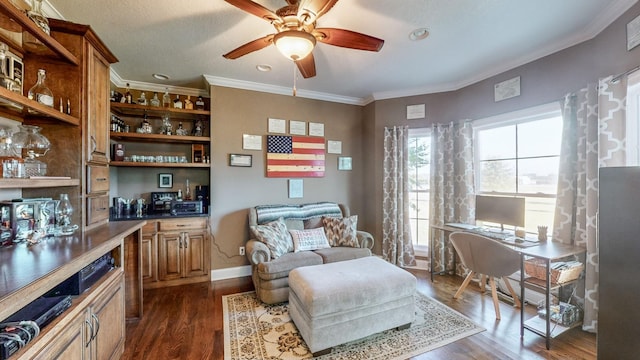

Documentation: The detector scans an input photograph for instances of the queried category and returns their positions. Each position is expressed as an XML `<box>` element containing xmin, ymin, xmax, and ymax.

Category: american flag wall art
<box><xmin>266</xmin><ymin>135</ymin><xmax>325</xmax><ymax>177</ymax></box>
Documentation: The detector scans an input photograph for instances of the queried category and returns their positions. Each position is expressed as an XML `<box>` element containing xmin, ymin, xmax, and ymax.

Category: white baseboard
<box><xmin>211</xmin><ymin>265</ymin><xmax>252</xmax><ymax>281</ymax></box>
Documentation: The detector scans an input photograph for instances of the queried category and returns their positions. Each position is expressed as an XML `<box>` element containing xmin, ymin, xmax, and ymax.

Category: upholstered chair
<box><xmin>449</xmin><ymin>231</ymin><xmax>521</xmax><ymax>320</ymax></box>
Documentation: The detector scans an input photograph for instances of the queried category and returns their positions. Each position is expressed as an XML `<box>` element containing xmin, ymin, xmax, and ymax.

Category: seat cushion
<box><xmin>289</xmin><ymin>257</ymin><xmax>416</xmax><ymax>317</ymax></box>
<box><xmin>257</xmin><ymin>251</ymin><xmax>323</xmax><ymax>280</ymax></box>
<box><xmin>312</xmin><ymin>247</ymin><xmax>371</xmax><ymax>263</ymax></box>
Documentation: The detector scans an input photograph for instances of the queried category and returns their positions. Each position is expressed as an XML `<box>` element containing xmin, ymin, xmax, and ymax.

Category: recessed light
<box><xmin>256</xmin><ymin>64</ymin><xmax>272</xmax><ymax>72</ymax></box>
<box><xmin>152</xmin><ymin>73</ymin><xmax>170</xmax><ymax>80</ymax></box>
<box><xmin>409</xmin><ymin>28</ymin><xmax>429</xmax><ymax>41</ymax></box>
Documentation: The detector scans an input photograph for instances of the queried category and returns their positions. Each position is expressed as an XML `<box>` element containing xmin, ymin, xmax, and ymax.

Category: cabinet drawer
<box><xmin>87</xmin><ymin>165</ymin><xmax>110</xmax><ymax>193</ymax></box>
<box><xmin>87</xmin><ymin>195</ymin><xmax>110</xmax><ymax>225</ymax></box>
<box><xmin>159</xmin><ymin>217</ymin><xmax>207</xmax><ymax>231</ymax></box>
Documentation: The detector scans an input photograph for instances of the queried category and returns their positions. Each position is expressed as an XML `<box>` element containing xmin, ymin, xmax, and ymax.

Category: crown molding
<box><xmin>203</xmin><ymin>75</ymin><xmax>366</xmax><ymax>106</ymax></box>
<box><xmin>109</xmin><ymin>70</ymin><xmax>208</xmax><ymax>97</ymax></box>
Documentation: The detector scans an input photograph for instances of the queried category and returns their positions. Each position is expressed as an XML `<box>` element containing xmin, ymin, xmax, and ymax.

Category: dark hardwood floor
<box><xmin>121</xmin><ymin>268</ymin><xmax>596</xmax><ymax>360</ymax></box>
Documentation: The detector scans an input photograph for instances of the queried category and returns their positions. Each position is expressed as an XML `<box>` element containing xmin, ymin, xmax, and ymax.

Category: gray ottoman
<box><xmin>288</xmin><ymin>256</ymin><xmax>416</xmax><ymax>356</ymax></box>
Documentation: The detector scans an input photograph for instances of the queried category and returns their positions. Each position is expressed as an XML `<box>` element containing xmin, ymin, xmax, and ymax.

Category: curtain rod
<box><xmin>611</xmin><ymin>65</ymin><xmax>640</xmax><ymax>83</ymax></box>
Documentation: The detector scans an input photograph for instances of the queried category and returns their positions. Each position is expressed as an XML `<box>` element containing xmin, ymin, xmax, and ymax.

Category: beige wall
<box><xmin>209</xmin><ymin>86</ymin><xmax>365</xmax><ymax>270</ymax></box>
<box><xmin>363</xmin><ymin>2</ymin><xmax>640</xmax><ymax>245</ymax></box>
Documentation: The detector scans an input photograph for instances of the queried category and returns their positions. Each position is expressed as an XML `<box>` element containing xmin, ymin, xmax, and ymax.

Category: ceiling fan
<box><xmin>222</xmin><ymin>0</ymin><xmax>384</xmax><ymax>79</ymax></box>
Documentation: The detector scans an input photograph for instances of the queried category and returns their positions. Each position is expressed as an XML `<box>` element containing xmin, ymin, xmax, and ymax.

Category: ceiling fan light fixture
<box><xmin>274</xmin><ymin>30</ymin><xmax>316</xmax><ymax>61</ymax></box>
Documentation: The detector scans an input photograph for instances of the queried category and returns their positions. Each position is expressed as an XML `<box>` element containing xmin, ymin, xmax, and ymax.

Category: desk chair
<box><xmin>449</xmin><ymin>231</ymin><xmax>521</xmax><ymax>320</ymax></box>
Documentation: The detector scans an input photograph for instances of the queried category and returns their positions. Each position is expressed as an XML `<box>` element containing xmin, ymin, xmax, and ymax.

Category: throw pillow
<box><xmin>289</xmin><ymin>228</ymin><xmax>331</xmax><ymax>252</ymax></box>
<box><xmin>250</xmin><ymin>218</ymin><xmax>293</xmax><ymax>259</ymax></box>
<box><xmin>322</xmin><ymin>215</ymin><xmax>359</xmax><ymax>247</ymax></box>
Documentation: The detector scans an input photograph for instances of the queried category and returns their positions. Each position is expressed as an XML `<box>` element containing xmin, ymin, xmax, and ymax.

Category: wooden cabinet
<box><xmin>86</xmin><ymin>45</ymin><xmax>111</xmax><ymax>165</ymax></box>
<box><xmin>30</xmin><ymin>270</ymin><xmax>125</xmax><ymax>360</ymax></box>
<box><xmin>141</xmin><ymin>221</ymin><xmax>157</xmax><ymax>283</ymax></box>
<box><xmin>142</xmin><ymin>217</ymin><xmax>210</xmax><ymax>289</ymax></box>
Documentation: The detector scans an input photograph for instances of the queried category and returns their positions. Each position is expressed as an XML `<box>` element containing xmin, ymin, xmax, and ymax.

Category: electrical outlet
<box><xmin>239</xmin><ymin>246</ymin><xmax>245</xmax><ymax>256</ymax></box>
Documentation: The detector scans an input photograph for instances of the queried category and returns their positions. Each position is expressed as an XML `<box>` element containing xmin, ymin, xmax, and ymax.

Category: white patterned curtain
<box><xmin>429</xmin><ymin>122</ymin><xmax>475</xmax><ymax>275</ymax></box>
<box><xmin>382</xmin><ymin>126</ymin><xmax>416</xmax><ymax>267</ymax></box>
<box><xmin>554</xmin><ymin>75</ymin><xmax>627</xmax><ymax>333</ymax></box>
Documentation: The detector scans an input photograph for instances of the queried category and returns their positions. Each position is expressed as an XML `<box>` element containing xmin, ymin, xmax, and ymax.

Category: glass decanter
<box><xmin>11</xmin><ymin>124</ymin><xmax>50</xmax><ymax>176</ymax></box>
<box><xmin>28</xmin><ymin>69</ymin><xmax>54</xmax><ymax>107</ymax></box>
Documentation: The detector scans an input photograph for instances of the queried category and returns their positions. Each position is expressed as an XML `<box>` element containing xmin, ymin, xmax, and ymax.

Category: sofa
<box><xmin>246</xmin><ymin>202</ymin><xmax>374</xmax><ymax>304</ymax></box>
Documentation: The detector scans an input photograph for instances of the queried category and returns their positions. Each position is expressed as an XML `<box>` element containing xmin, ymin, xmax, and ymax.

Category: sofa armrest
<box><xmin>246</xmin><ymin>239</ymin><xmax>270</xmax><ymax>265</ymax></box>
<box><xmin>357</xmin><ymin>230</ymin><xmax>374</xmax><ymax>250</ymax></box>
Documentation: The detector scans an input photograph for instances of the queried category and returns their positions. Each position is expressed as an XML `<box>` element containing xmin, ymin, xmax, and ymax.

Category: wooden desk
<box><xmin>519</xmin><ymin>243</ymin><xmax>586</xmax><ymax>350</ymax></box>
<box><xmin>429</xmin><ymin>224</ymin><xmax>538</xmax><ymax>281</ymax></box>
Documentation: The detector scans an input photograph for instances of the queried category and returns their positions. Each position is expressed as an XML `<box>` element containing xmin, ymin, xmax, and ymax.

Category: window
<box><xmin>408</xmin><ymin>128</ymin><xmax>431</xmax><ymax>251</ymax></box>
<box><xmin>474</xmin><ymin>103</ymin><xmax>562</xmax><ymax>233</ymax></box>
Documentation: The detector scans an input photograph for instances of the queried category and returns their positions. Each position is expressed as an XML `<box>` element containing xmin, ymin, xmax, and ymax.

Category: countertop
<box><xmin>110</xmin><ymin>212</ymin><xmax>209</xmax><ymax>221</ymax></box>
<box><xmin>0</xmin><ymin>220</ymin><xmax>146</xmax><ymax>321</ymax></box>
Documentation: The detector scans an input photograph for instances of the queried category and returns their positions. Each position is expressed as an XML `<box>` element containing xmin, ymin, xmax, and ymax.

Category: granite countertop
<box><xmin>110</xmin><ymin>212</ymin><xmax>209</xmax><ymax>221</ymax></box>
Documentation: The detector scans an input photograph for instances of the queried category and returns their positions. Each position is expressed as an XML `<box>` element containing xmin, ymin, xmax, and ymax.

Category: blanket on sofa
<box><xmin>255</xmin><ymin>202</ymin><xmax>343</xmax><ymax>224</ymax></box>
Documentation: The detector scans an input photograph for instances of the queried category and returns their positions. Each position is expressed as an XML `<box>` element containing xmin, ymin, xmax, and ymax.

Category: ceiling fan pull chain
<box><xmin>293</xmin><ymin>61</ymin><xmax>297</xmax><ymax>96</ymax></box>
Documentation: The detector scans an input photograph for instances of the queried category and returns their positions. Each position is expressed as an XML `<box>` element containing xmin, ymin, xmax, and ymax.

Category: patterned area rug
<box><xmin>223</xmin><ymin>291</ymin><xmax>485</xmax><ymax>360</ymax></box>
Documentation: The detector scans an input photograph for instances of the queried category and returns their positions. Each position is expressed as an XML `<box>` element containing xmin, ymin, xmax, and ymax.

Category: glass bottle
<box><xmin>184</xmin><ymin>95</ymin><xmax>193</xmax><ymax>110</ymax></box>
<box><xmin>184</xmin><ymin>179</ymin><xmax>192</xmax><ymax>200</ymax></box>
<box><xmin>173</xmin><ymin>94</ymin><xmax>183</xmax><ymax>109</ymax></box>
<box><xmin>124</xmin><ymin>83</ymin><xmax>132</xmax><ymax>104</ymax></box>
<box><xmin>150</xmin><ymin>92</ymin><xmax>160</xmax><ymax>107</ymax></box>
<box><xmin>26</xmin><ymin>0</ymin><xmax>50</xmax><ymax>35</ymax></box>
<box><xmin>137</xmin><ymin>91</ymin><xmax>147</xmax><ymax>105</ymax></box>
<box><xmin>162</xmin><ymin>89</ymin><xmax>171</xmax><ymax>108</ymax></box>
<box><xmin>27</xmin><ymin>69</ymin><xmax>54</xmax><ymax>107</ymax></box>
<box><xmin>56</xmin><ymin>193</ymin><xmax>75</xmax><ymax>235</ymax></box>
<box><xmin>195</xmin><ymin>96</ymin><xmax>205</xmax><ymax>110</ymax></box>
<box><xmin>0</xmin><ymin>43</ymin><xmax>14</xmax><ymax>91</ymax></box>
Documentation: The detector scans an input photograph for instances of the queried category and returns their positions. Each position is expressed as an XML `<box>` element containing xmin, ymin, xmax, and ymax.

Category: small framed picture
<box><xmin>158</xmin><ymin>173</ymin><xmax>173</xmax><ymax>188</ymax></box>
<box><xmin>338</xmin><ymin>157</ymin><xmax>352</xmax><ymax>171</ymax></box>
<box><xmin>229</xmin><ymin>154</ymin><xmax>252</xmax><ymax>167</ymax></box>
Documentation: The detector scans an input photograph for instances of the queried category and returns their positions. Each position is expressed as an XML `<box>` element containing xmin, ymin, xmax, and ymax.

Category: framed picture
<box><xmin>158</xmin><ymin>173</ymin><xmax>173</xmax><ymax>188</ymax></box>
<box><xmin>229</xmin><ymin>154</ymin><xmax>252</xmax><ymax>167</ymax></box>
<box><xmin>338</xmin><ymin>156</ymin><xmax>352</xmax><ymax>171</ymax></box>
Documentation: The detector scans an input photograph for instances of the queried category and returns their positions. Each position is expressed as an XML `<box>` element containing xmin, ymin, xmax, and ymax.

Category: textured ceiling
<box><xmin>45</xmin><ymin>0</ymin><xmax>638</xmax><ymax>103</ymax></box>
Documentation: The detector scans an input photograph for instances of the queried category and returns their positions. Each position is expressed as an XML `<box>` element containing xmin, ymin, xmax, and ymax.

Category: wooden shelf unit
<box><xmin>110</xmin><ymin>161</ymin><xmax>210</xmax><ymax>168</ymax></box>
<box><xmin>110</xmin><ymin>102</ymin><xmax>210</xmax><ymax>120</ymax></box>
<box><xmin>110</xmin><ymin>131</ymin><xmax>210</xmax><ymax>144</ymax></box>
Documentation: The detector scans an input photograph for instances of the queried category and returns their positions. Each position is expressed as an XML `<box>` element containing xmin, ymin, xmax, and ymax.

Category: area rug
<box><xmin>223</xmin><ymin>291</ymin><xmax>485</xmax><ymax>360</ymax></box>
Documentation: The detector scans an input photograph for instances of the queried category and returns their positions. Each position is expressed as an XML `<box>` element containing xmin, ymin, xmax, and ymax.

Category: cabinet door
<box><xmin>183</xmin><ymin>231</ymin><xmax>208</xmax><ymax>278</ymax></box>
<box><xmin>141</xmin><ymin>232</ymin><xmax>157</xmax><ymax>283</ymax></box>
<box><xmin>158</xmin><ymin>232</ymin><xmax>183</xmax><ymax>281</ymax></box>
<box><xmin>86</xmin><ymin>45</ymin><xmax>110</xmax><ymax>164</ymax></box>
<box><xmin>33</xmin><ymin>311</ymin><xmax>87</xmax><ymax>360</ymax></box>
<box><xmin>90</xmin><ymin>271</ymin><xmax>125</xmax><ymax>360</ymax></box>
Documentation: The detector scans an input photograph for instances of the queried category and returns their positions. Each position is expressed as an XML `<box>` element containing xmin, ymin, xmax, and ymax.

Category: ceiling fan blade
<box><xmin>296</xmin><ymin>53</ymin><xmax>316</xmax><ymax>78</ymax></box>
<box><xmin>314</xmin><ymin>28</ymin><xmax>384</xmax><ymax>52</ymax></box>
<box><xmin>298</xmin><ymin>0</ymin><xmax>339</xmax><ymax>24</ymax></box>
<box><xmin>224</xmin><ymin>0</ymin><xmax>280</xmax><ymax>22</ymax></box>
<box><xmin>223</xmin><ymin>34</ymin><xmax>275</xmax><ymax>59</ymax></box>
